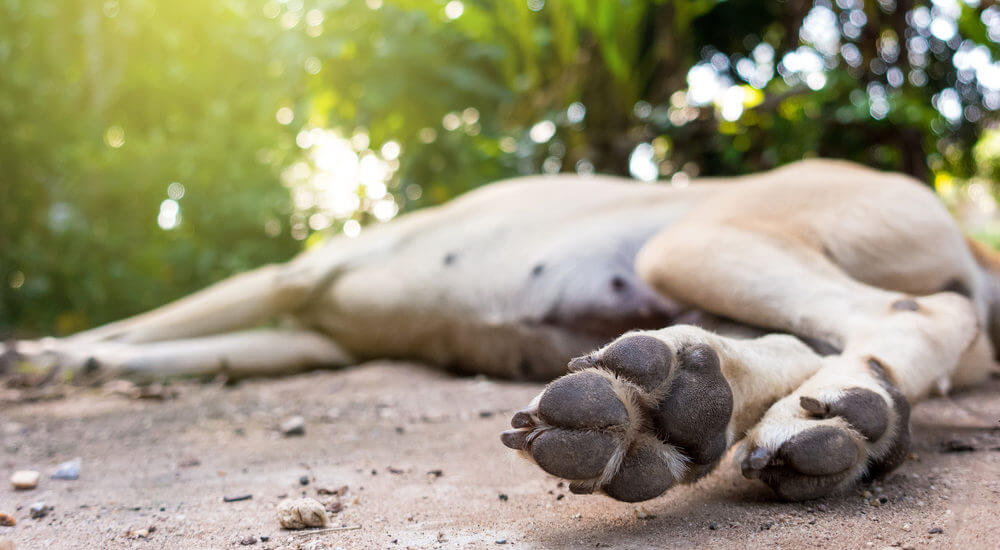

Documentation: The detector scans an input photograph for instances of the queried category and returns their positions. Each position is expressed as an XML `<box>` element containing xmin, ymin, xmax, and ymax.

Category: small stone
<box><xmin>299</xmin><ymin>476</ymin><xmax>310</xmax><ymax>486</ymax></box>
<box><xmin>276</xmin><ymin>498</ymin><xmax>328</xmax><ymax>529</ymax></box>
<box><xmin>223</xmin><ymin>494</ymin><xmax>253</xmax><ymax>503</ymax></box>
<box><xmin>29</xmin><ymin>502</ymin><xmax>49</xmax><ymax>519</ymax></box>
<box><xmin>280</xmin><ymin>416</ymin><xmax>306</xmax><ymax>437</ymax></box>
<box><xmin>239</xmin><ymin>535</ymin><xmax>258</xmax><ymax>545</ymax></box>
<box><xmin>634</xmin><ymin>507</ymin><xmax>655</xmax><ymax>520</ymax></box>
<box><xmin>324</xmin><ymin>500</ymin><xmax>343</xmax><ymax>514</ymax></box>
<box><xmin>316</xmin><ymin>485</ymin><xmax>348</xmax><ymax>496</ymax></box>
<box><xmin>708</xmin><ymin>522</ymin><xmax>719</xmax><ymax>530</ymax></box>
<box><xmin>901</xmin><ymin>523</ymin><xmax>911</xmax><ymax>532</ymax></box>
<box><xmin>928</xmin><ymin>527</ymin><xmax>943</xmax><ymax>534</ymax></box>
<box><xmin>0</xmin><ymin>513</ymin><xmax>15</xmax><ymax>526</ymax></box>
<box><xmin>127</xmin><ymin>528</ymin><xmax>150</xmax><ymax>539</ymax></box>
<box><xmin>259</xmin><ymin>536</ymin><xmax>269</xmax><ymax>542</ymax></box>
<box><xmin>0</xmin><ymin>536</ymin><xmax>15</xmax><ymax>550</ymax></box>
<box><xmin>10</xmin><ymin>470</ymin><xmax>40</xmax><ymax>490</ymax></box>
<box><xmin>178</xmin><ymin>458</ymin><xmax>201</xmax><ymax>468</ymax></box>
<box><xmin>51</xmin><ymin>458</ymin><xmax>81</xmax><ymax>480</ymax></box>
<box><xmin>495</xmin><ymin>539</ymin><xmax>507</xmax><ymax>545</ymax></box>
<box><xmin>498</xmin><ymin>493</ymin><xmax>508</xmax><ymax>502</ymax></box>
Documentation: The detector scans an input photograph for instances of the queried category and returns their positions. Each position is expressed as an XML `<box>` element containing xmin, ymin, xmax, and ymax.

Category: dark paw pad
<box><xmin>529</xmin><ymin>429</ymin><xmax>618</xmax><ymax>480</ymax></box>
<box><xmin>601</xmin><ymin>438</ymin><xmax>676</xmax><ymax>502</ymax></box>
<box><xmin>799</xmin><ymin>387</ymin><xmax>889</xmax><ymax>441</ymax></box>
<box><xmin>573</xmin><ymin>334</ymin><xmax>672</xmax><ymax>391</ymax></box>
<box><xmin>537</xmin><ymin>371</ymin><xmax>629</xmax><ymax>429</ymax></box>
<box><xmin>779</xmin><ymin>426</ymin><xmax>858</xmax><ymax>476</ymax></box>
<box><xmin>742</xmin><ymin>425</ymin><xmax>861</xmax><ymax>501</ymax></box>
<box><xmin>653</xmin><ymin>344</ymin><xmax>732</xmax><ymax>465</ymax></box>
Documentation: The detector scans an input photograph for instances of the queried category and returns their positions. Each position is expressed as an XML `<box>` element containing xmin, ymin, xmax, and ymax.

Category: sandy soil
<box><xmin>1</xmin><ymin>361</ymin><xmax>999</xmax><ymax>549</ymax></box>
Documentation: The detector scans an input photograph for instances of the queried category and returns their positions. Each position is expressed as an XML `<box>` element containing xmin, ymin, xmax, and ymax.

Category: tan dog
<box><xmin>7</xmin><ymin>159</ymin><xmax>999</xmax><ymax>501</ymax></box>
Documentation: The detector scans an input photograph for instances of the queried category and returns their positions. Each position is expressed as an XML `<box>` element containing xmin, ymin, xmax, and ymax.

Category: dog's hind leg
<box><xmin>636</xmin><ymin>223</ymin><xmax>982</xmax><ymax>501</ymax></box>
<box><xmin>11</xmin><ymin>328</ymin><xmax>353</xmax><ymax>382</ymax></box>
<box><xmin>503</xmin><ymin>209</ymin><xmax>987</xmax><ymax>502</ymax></box>
<box><xmin>66</xmin><ymin>263</ymin><xmax>318</xmax><ymax>345</ymax></box>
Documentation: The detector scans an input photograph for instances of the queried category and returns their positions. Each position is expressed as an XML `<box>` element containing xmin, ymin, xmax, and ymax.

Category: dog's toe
<box><xmin>537</xmin><ymin>370</ymin><xmax>629</xmax><ymax>429</ymax></box>
<box><xmin>800</xmin><ymin>387</ymin><xmax>889</xmax><ymax>441</ymax></box>
<box><xmin>529</xmin><ymin>428</ymin><xmax>619</xmax><ymax>480</ymax></box>
<box><xmin>601</xmin><ymin>437</ymin><xmax>677</xmax><ymax>502</ymax></box>
<box><xmin>780</xmin><ymin>425</ymin><xmax>859</xmax><ymax>476</ymax></box>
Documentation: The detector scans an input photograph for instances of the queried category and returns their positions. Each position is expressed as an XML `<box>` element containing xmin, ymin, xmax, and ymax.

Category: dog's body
<box><xmin>9</xmin><ymin>159</ymin><xmax>999</xmax><ymax>502</ymax></box>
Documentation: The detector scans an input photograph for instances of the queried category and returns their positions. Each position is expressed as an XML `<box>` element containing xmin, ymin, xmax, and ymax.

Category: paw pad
<box><xmin>799</xmin><ymin>387</ymin><xmax>889</xmax><ymax>441</ymax></box>
<box><xmin>537</xmin><ymin>371</ymin><xmax>628</xmax><ymax>429</ymax></box>
<box><xmin>503</xmin><ymin>332</ymin><xmax>737</xmax><ymax>502</ymax></box>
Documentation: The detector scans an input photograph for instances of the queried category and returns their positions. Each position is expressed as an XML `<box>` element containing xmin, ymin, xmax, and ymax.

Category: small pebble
<box><xmin>634</xmin><ymin>507</ymin><xmax>654</xmax><ymax>520</ymax></box>
<box><xmin>709</xmin><ymin>522</ymin><xmax>719</xmax><ymax>530</ymax></box>
<box><xmin>239</xmin><ymin>535</ymin><xmax>257</xmax><ymax>546</ymax></box>
<box><xmin>259</xmin><ymin>536</ymin><xmax>269</xmax><ymax>542</ymax></box>
<box><xmin>495</xmin><ymin>539</ymin><xmax>507</xmax><ymax>545</ymax></box>
<box><xmin>127</xmin><ymin>528</ymin><xmax>150</xmax><ymax>539</ymax></box>
<box><xmin>0</xmin><ymin>513</ymin><xmax>15</xmax><ymax>527</ymax></box>
<box><xmin>223</xmin><ymin>494</ymin><xmax>253</xmax><ymax>503</ymax></box>
<box><xmin>10</xmin><ymin>470</ymin><xmax>40</xmax><ymax>490</ymax></box>
<box><xmin>29</xmin><ymin>502</ymin><xmax>49</xmax><ymax>519</ymax></box>
<box><xmin>52</xmin><ymin>458</ymin><xmax>81</xmax><ymax>480</ymax></box>
<box><xmin>280</xmin><ymin>416</ymin><xmax>306</xmax><ymax>436</ymax></box>
<box><xmin>901</xmin><ymin>523</ymin><xmax>911</xmax><ymax>532</ymax></box>
<box><xmin>299</xmin><ymin>476</ymin><xmax>310</xmax><ymax>486</ymax></box>
<box><xmin>324</xmin><ymin>500</ymin><xmax>343</xmax><ymax>514</ymax></box>
<box><xmin>498</xmin><ymin>493</ymin><xmax>508</xmax><ymax>502</ymax></box>
<box><xmin>929</xmin><ymin>527</ymin><xmax>943</xmax><ymax>534</ymax></box>
<box><xmin>178</xmin><ymin>458</ymin><xmax>201</xmax><ymax>468</ymax></box>
<box><xmin>276</xmin><ymin>498</ymin><xmax>328</xmax><ymax>529</ymax></box>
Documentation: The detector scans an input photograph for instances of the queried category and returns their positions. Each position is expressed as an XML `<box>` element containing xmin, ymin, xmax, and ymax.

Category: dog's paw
<box><xmin>501</xmin><ymin>332</ymin><xmax>733</xmax><ymax>502</ymax></box>
<box><xmin>1</xmin><ymin>338</ymin><xmax>134</xmax><ymax>383</ymax></box>
<box><xmin>737</xmin><ymin>359</ymin><xmax>910</xmax><ymax>501</ymax></box>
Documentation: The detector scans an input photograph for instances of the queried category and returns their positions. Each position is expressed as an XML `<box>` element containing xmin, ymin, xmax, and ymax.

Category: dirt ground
<box><xmin>1</xmin><ymin>361</ymin><xmax>999</xmax><ymax>549</ymax></box>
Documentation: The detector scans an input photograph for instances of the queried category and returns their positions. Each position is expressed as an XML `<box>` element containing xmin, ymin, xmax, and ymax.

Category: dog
<box><xmin>6</xmin><ymin>159</ymin><xmax>998</xmax><ymax>502</ymax></box>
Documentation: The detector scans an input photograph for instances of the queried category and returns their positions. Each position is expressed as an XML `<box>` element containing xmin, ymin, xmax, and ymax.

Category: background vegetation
<box><xmin>4</xmin><ymin>0</ymin><xmax>1000</xmax><ymax>335</ymax></box>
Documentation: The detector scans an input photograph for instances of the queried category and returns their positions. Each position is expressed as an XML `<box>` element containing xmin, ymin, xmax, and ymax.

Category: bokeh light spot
<box><xmin>104</xmin><ymin>126</ymin><xmax>125</xmax><ymax>148</ymax></box>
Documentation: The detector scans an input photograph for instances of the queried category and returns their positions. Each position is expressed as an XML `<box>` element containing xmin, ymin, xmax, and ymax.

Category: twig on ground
<box><xmin>289</xmin><ymin>525</ymin><xmax>362</xmax><ymax>537</ymax></box>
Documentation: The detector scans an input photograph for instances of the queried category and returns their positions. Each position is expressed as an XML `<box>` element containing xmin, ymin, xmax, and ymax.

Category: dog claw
<box><xmin>743</xmin><ymin>447</ymin><xmax>773</xmax><ymax>475</ymax></box>
<box><xmin>511</xmin><ymin>412</ymin><xmax>533</xmax><ymax>429</ymax></box>
<box><xmin>501</xmin><ymin>429</ymin><xmax>529</xmax><ymax>450</ymax></box>
<box><xmin>799</xmin><ymin>396</ymin><xmax>828</xmax><ymax>416</ymax></box>
<box><xmin>567</xmin><ymin>355</ymin><xmax>596</xmax><ymax>371</ymax></box>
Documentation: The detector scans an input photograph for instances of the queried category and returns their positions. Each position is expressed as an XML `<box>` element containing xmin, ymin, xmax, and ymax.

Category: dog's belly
<box><xmin>301</xmin><ymin>176</ymin><xmax>719</xmax><ymax>379</ymax></box>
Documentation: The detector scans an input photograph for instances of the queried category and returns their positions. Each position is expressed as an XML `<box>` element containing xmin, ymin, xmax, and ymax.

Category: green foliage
<box><xmin>4</xmin><ymin>0</ymin><xmax>1000</xmax><ymax>335</ymax></box>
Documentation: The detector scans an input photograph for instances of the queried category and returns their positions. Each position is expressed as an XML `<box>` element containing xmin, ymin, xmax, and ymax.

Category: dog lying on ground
<box><xmin>6</xmin><ymin>159</ymin><xmax>999</xmax><ymax>502</ymax></box>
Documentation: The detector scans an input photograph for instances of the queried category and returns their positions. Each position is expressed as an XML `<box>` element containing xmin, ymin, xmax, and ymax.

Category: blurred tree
<box><xmin>3</xmin><ymin>0</ymin><xmax>1000</xmax><ymax>335</ymax></box>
